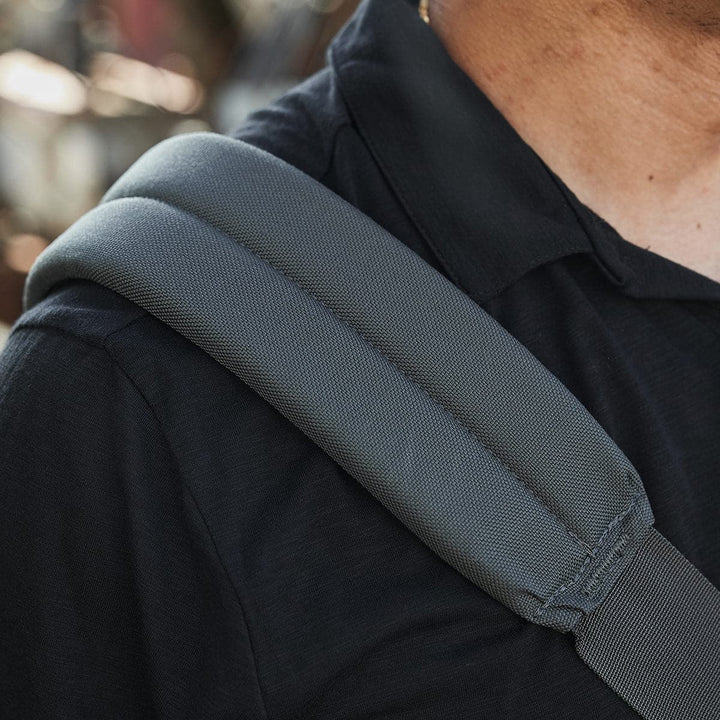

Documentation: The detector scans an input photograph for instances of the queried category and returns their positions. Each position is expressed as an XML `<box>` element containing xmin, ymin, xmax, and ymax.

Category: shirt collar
<box><xmin>328</xmin><ymin>0</ymin><xmax>720</xmax><ymax>303</ymax></box>
<box><xmin>328</xmin><ymin>0</ymin><xmax>593</xmax><ymax>303</ymax></box>
<box><xmin>568</xmin><ymin>191</ymin><xmax>720</xmax><ymax>301</ymax></box>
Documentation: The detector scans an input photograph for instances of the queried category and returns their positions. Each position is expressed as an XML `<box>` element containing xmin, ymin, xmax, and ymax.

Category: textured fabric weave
<box><xmin>4</xmin><ymin>2</ymin><xmax>720</xmax><ymax>716</ymax></box>
<box><xmin>576</xmin><ymin>528</ymin><xmax>720</xmax><ymax>720</ymax></box>
<box><xmin>24</xmin><ymin>133</ymin><xmax>720</xmax><ymax>720</ymax></box>
<box><xmin>26</xmin><ymin>133</ymin><xmax>653</xmax><ymax>632</ymax></box>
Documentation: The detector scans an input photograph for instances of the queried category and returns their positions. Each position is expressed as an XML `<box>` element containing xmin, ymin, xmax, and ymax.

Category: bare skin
<box><xmin>427</xmin><ymin>0</ymin><xmax>720</xmax><ymax>283</ymax></box>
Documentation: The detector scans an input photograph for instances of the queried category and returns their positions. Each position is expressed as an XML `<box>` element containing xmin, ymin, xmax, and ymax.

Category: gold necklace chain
<box><xmin>419</xmin><ymin>0</ymin><xmax>430</xmax><ymax>24</ymax></box>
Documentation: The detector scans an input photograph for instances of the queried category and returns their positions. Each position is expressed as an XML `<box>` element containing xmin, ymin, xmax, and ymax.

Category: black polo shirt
<box><xmin>1</xmin><ymin>0</ymin><xmax>718</xmax><ymax>717</ymax></box>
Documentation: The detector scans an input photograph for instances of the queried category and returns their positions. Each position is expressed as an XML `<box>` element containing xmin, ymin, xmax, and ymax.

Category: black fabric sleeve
<box><xmin>0</xmin><ymin>326</ymin><xmax>268</xmax><ymax>719</ymax></box>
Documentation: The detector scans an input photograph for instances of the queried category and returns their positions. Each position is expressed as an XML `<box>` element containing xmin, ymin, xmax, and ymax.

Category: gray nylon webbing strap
<box><xmin>575</xmin><ymin>528</ymin><xmax>720</xmax><ymax>720</ymax></box>
<box><xmin>23</xmin><ymin>133</ymin><xmax>719</xmax><ymax>719</ymax></box>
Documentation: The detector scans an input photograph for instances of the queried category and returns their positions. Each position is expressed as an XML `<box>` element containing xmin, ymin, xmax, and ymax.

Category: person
<box><xmin>1</xmin><ymin>0</ymin><xmax>718</xmax><ymax>717</ymax></box>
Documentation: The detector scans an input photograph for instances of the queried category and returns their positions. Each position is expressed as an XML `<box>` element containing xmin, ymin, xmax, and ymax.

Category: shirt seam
<box><xmin>102</xmin><ymin>327</ymin><xmax>272</xmax><ymax>720</ymax></box>
<box><xmin>317</xmin><ymin>118</ymin><xmax>352</xmax><ymax>184</ymax></box>
<box><xmin>330</xmin><ymin>54</ymin><xmax>468</xmax><ymax>296</ymax></box>
<box><xmin>13</xmin><ymin>291</ymin><xmax>148</xmax><ymax>347</ymax></box>
<box><xmin>9</xmin><ymin>322</ymin><xmax>272</xmax><ymax>720</ymax></box>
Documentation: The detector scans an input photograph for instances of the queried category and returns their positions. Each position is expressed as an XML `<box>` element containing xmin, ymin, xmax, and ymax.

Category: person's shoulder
<box><xmin>11</xmin><ymin>279</ymin><xmax>148</xmax><ymax>351</ymax></box>
<box><xmin>4</xmin><ymin>276</ymin><xmax>258</xmax><ymax>445</ymax></box>
<box><xmin>230</xmin><ymin>65</ymin><xmax>352</xmax><ymax>181</ymax></box>
<box><xmin>4</xmin><ymin>65</ymin><xmax>354</xmax><ymax>386</ymax></box>
<box><xmin>8</xmin><ymin>278</ymin><xmax>223</xmax><ymax>395</ymax></box>
<box><xmin>9</xmin><ymin>280</ymin><xmax>150</xmax><ymax>355</ymax></box>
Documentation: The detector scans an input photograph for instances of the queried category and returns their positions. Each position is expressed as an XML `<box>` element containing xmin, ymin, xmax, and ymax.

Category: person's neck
<box><xmin>430</xmin><ymin>0</ymin><xmax>720</xmax><ymax>283</ymax></box>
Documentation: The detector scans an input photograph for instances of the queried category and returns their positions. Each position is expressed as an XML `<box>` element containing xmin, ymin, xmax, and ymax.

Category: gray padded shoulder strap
<box><xmin>24</xmin><ymin>133</ymin><xmax>719</xmax><ymax>719</ymax></box>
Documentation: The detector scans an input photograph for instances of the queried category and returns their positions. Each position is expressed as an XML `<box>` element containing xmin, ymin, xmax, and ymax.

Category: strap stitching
<box><xmin>535</xmin><ymin>492</ymin><xmax>641</xmax><ymax>618</ymax></box>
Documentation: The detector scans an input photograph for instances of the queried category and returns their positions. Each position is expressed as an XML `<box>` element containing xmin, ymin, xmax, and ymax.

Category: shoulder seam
<box><xmin>318</xmin><ymin>117</ymin><xmax>353</xmax><ymax>184</ymax></box>
<box><xmin>9</xmin><ymin>322</ymin><xmax>107</xmax><ymax>352</ymax></box>
<box><xmin>182</xmin><ymin>484</ymin><xmax>272</xmax><ymax>720</ymax></box>
<box><xmin>318</xmin><ymin>67</ymin><xmax>353</xmax><ymax>181</ymax></box>
<box><xmin>8</xmin><ymin>322</ymin><xmax>271</xmax><ymax>719</ymax></box>
<box><xmin>103</xmin><ymin>309</ymin><xmax>150</xmax><ymax>344</ymax></box>
<box><xmin>9</xmin><ymin>312</ymin><xmax>149</xmax><ymax>351</ymax></box>
<box><xmin>102</xmin><ymin>325</ymin><xmax>272</xmax><ymax>720</ymax></box>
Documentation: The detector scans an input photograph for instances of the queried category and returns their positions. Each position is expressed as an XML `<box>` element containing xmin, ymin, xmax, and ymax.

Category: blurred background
<box><xmin>0</xmin><ymin>0</ymin><xmax>360</xmax><ymax>349</ymax></box>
